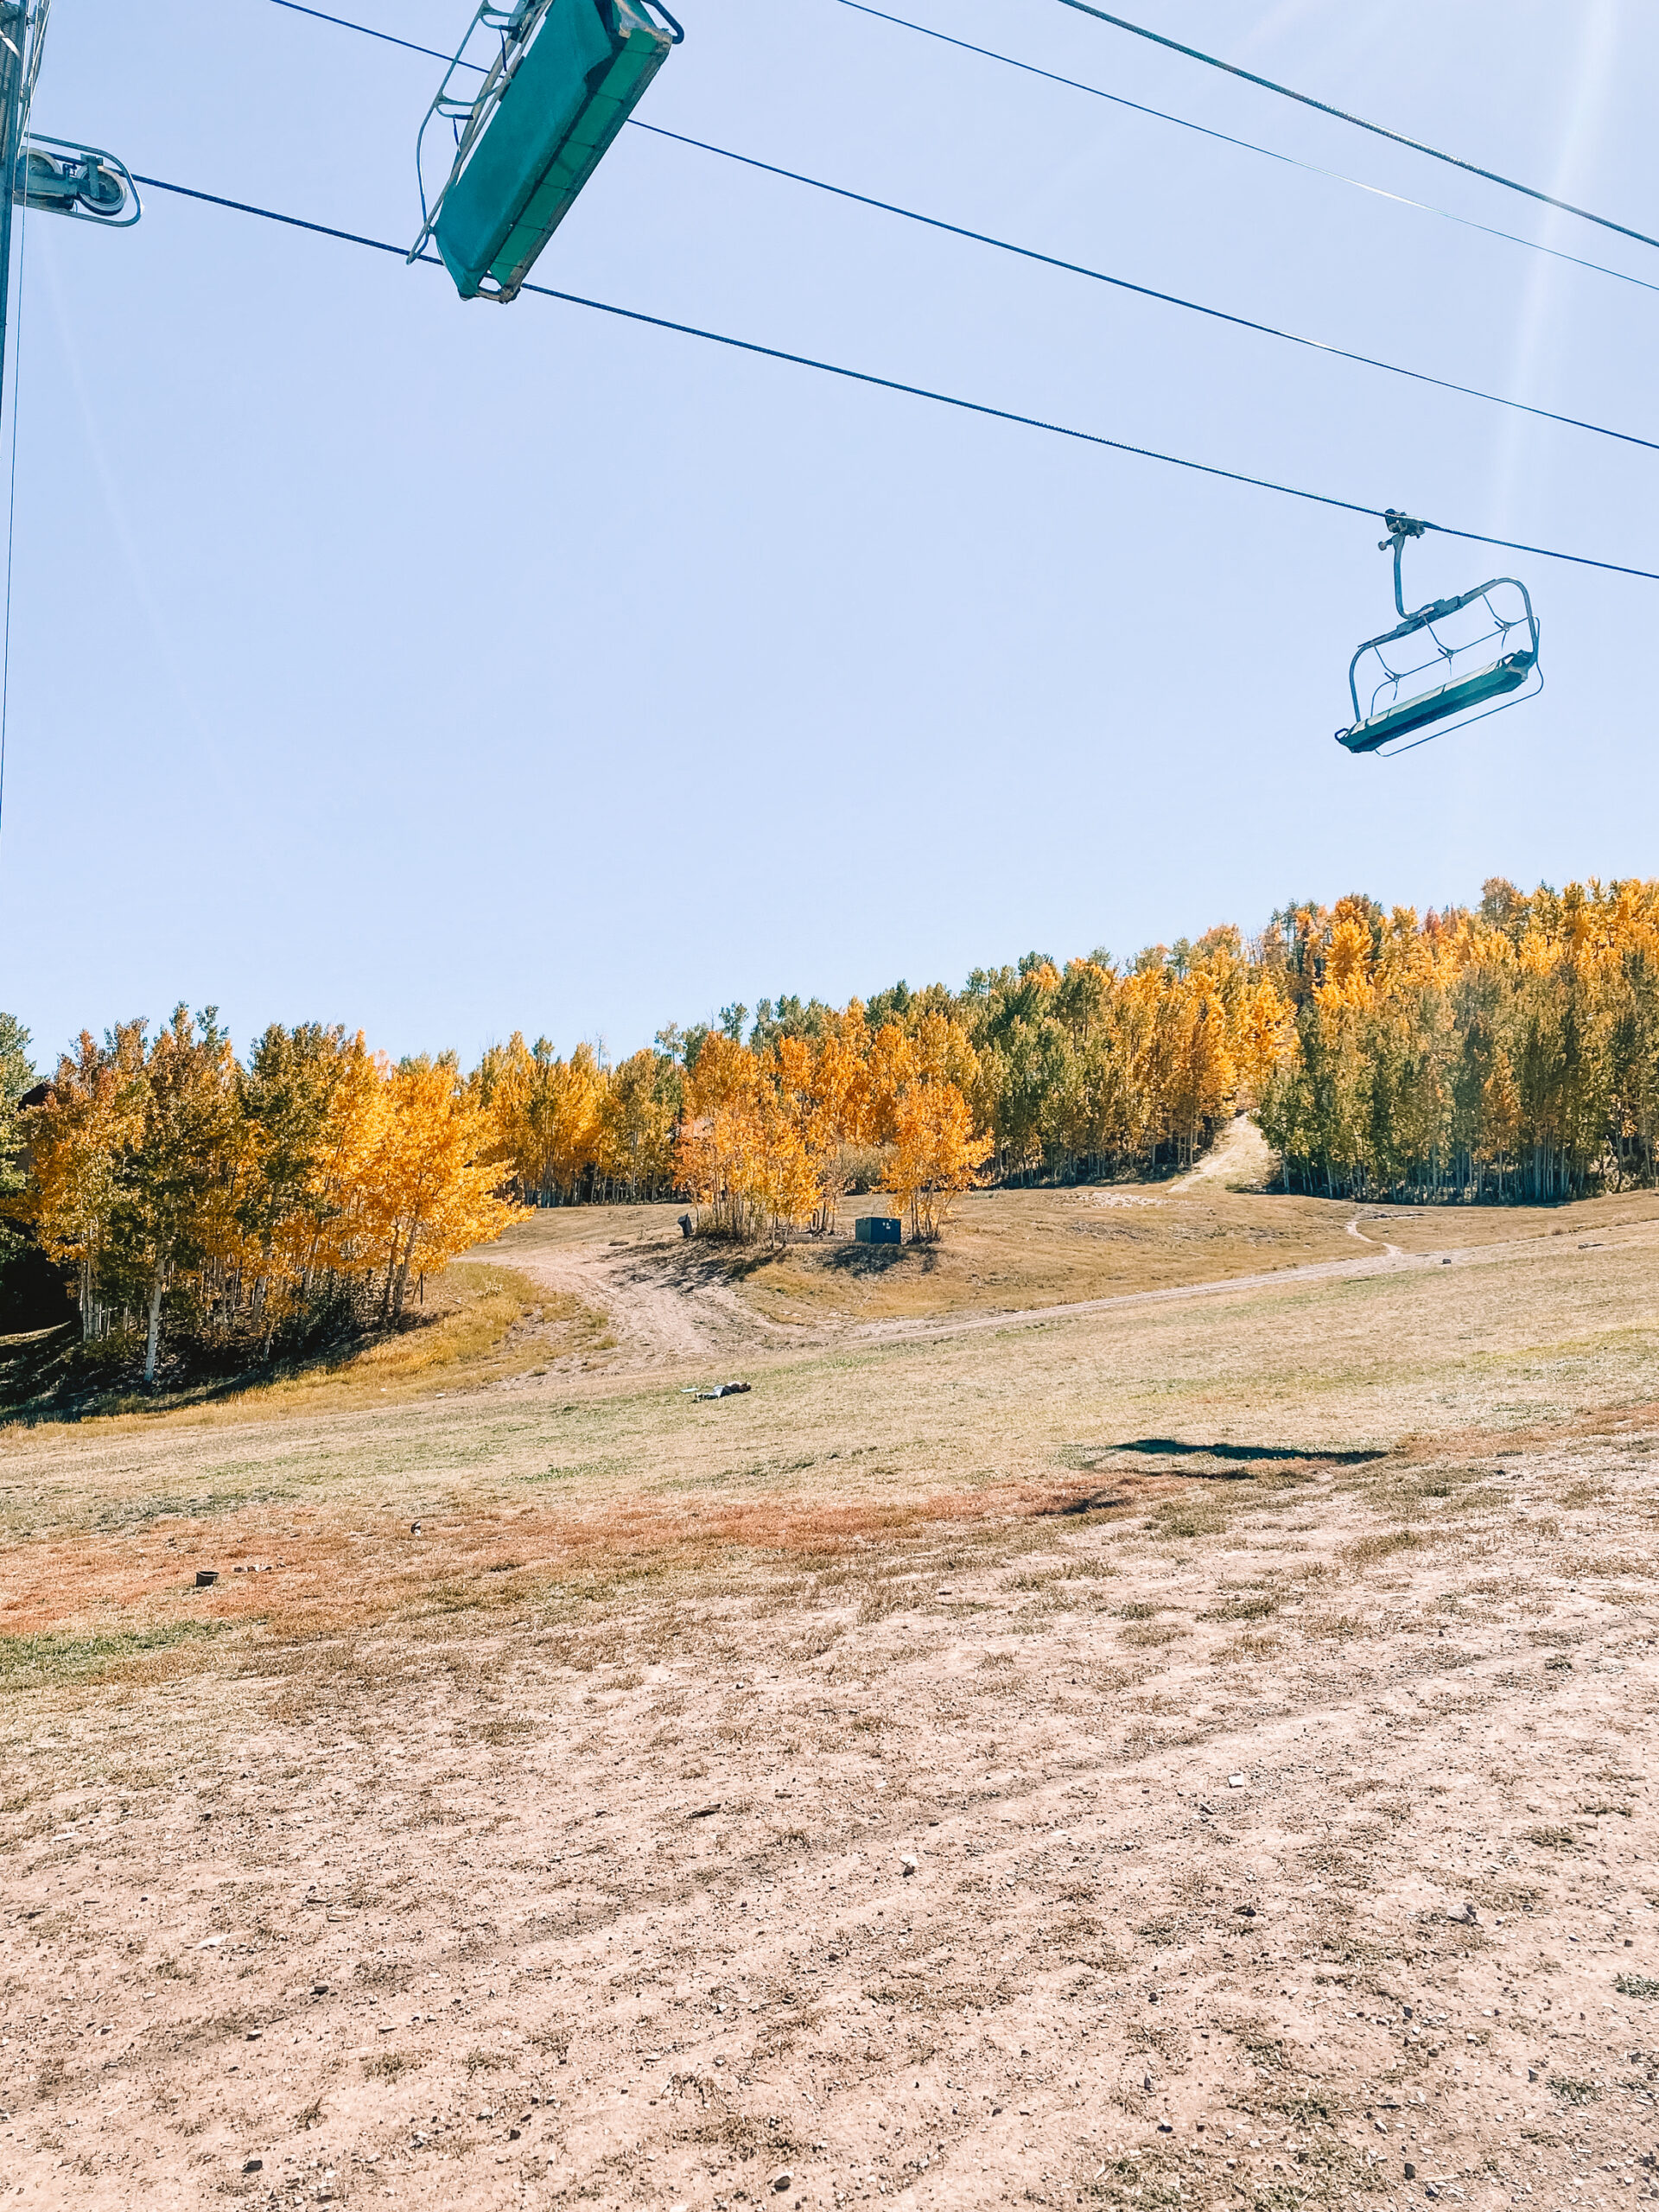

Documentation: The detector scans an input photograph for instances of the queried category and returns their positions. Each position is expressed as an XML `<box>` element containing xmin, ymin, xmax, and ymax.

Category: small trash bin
<box><xmin>855</xmin><ymin>1215</ymin><xmax>901</xmax><ymax>1245</ymax></box>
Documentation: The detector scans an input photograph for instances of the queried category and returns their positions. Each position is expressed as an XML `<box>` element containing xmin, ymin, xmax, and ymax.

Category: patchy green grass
<box><xmin>0</xmin><ymin>1616</ymin><xmax>228</xmax><ymax>1684</ymax></box>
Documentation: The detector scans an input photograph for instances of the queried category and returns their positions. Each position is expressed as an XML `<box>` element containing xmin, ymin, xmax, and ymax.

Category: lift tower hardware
<box><xmin>18</xmin><ymin>137</ymin><xmax>140</xmax><ymax>225</ymax></box>
<box><xmin>0</xmin><ymin>2</ymin><xmax>141</xmax><ymax>415</ymax></box>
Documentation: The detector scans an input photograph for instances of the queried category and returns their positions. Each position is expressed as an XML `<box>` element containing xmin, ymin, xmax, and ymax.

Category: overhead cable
<box><xmin>130</xmin><ymin>171</ymin><xmax>1659</xmax><ymax>587</ymax></box>
<box><xmin>0</xmin><ymin>146</ymin><xmax>28</xmax><ymax>850</ymax></box>
<box><xmin>260</xmin><ymin>0</ymin><xmax>1659</xmax><ymax>302</ymax></box>
<box><xmin>1046</xmin><ymin>0</ymin><xmax>1659</xmax><ymax>255</ymax></box>
<box><xmin>264</xmin><ymin>0</ymin><xmax>449</xmax><ymax>62</ymax></box>
<box><xmin>249</xmin><ymin>0</ymin><xmax>1659</xmax><ymax>454</ymax></box>
<box><xmin>632</xmin><ymin>120</ymin><xmax>1659</xmax><ymax>458</ymax></box>
<box><xmin>825</xmin><ymin>1</ymin><xmax>1659</xmax><ymax>301</ymax></box>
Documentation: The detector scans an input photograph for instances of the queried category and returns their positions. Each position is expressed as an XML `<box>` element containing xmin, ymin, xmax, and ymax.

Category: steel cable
<box><xmin>130</xmin><ymin>173</ymin><xmax>1659</xmax><ymax>585</ymax></box>
<box><xmin>256</xmin><ymin>0</ymin><xmax>1659</xmax><ymax>456</ymax></box>
<box><xmin>264</xmin><ymin>0</ymin><xmax>1659</xmax><ymax>302</ymax></box>
<box><xmin>1046</xmin><ymin>0</ymin><xmax>1659</xmax><ymax>255</ymax></box>
<box><xmin>630</xmin><ymin>119</ymin><xmax>1659</xmax><ymax>459</ymax></box>
<box><xmin>823</xmin><ymin>0</ymin><xmax>1659</xmax><ymax>301</ymax></box>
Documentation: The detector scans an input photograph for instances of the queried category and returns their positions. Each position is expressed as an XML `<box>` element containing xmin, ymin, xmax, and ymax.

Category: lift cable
<box><xmin>129</xmin><ymin>171</ymin><xmax>1659</xmax><ymax>587</ymax></box>
<box><xmin>1046</xmin><ymin>0</ymin><xmax>1659</xmax><ymax>256</ymax></box>
<box><xmin>264</xmin><ymin>0</ymin><xmax>449</xmax><ymax>61</ymax></box>
<box><xmin>252</xmin><ymin>1</ymin><xmax>1659</xmax><ymax>456</ymax></box>
<box><xmin>0</xmin><ymin>178</ymin><xmax>27</xmax><ymax>849</ymax></box>
<box><xmin>826</xmin><ymin>2</ymin><xmax>1659</xmax><ymax>302</ymax></box>
<box><xmin>632</xmin><ymin>120</ymin><xmax>1659</xmax><ymax>459</ymax></box>
<box><xmin>266</xmin><ymin>0</ymin><xmax>1659</xmax><ymax>304</ymax></box>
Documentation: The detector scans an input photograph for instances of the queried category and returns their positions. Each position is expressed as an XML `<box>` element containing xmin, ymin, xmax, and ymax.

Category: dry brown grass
<box><xmin>489</xmin><ymin>1180</ymin><xmax>1659</xmax><ymax>1334</ymax></box>
<box><xmin>0</xmin><ymin>1262</ymin><xmax>609</xmax><ymax>1436</ymax></box>
<box><xmin>4</xmin><ymin>1173</ymin><xmax>1659</xmax><ymax>2205</ymax></box>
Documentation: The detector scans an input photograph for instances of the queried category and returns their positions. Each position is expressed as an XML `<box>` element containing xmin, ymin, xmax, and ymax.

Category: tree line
<box><xmin>3</xmin><ymin>1015</ymin><xmax>513</xmax><ymax>1381</ymax></box>
<box><xmin>1256</xmin><ymin>878</ymin><xmax>1659</xmax><ymax>1202</ymax></box>
<box><xmin>4</xmin><ymin>874</ymin><xmax>1654</xmax><ymax>1374</ymax></box>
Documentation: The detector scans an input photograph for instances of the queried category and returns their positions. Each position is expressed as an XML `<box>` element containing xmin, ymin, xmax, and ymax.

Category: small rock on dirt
<box><xmin>1227</xmin><ymin>1774</ymin><xmax>1245</xmax><ymax>1788</ymax></box>
<box><xmin>1447</xmin><ymin>1902</ymin><xmax>1478</xmax><ymax>1924</ymax></box>
<box><xmin>900</xmin><ymin>1852</ymin><xmax>918</xmax><ymax>1876</ymax></box>
<box><xmin>243</xmin><ymin>2158</ymin><xmax>263</xmax><ymax>2173</ymax></box>
<box><xmin>771</xmin><ymin>2174</ymin><xmax>791</xmax><ymax>2194</ymax></box>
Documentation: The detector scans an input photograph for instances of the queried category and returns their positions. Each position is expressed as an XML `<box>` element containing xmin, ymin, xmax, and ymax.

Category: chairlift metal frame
<box><xmin>410</xmin><ymin>0</ymin><xmax>682</xmax><ymax>303</ymax></box>
<box><xmin>1336</xmin><ymin>511</ymin><xmax>1541</xmax><ymax>757</ymax></box>
<box><xmin>16</xmin><ymin>134</ymin><xmax>141</xmax><ymax>225</ymax></box>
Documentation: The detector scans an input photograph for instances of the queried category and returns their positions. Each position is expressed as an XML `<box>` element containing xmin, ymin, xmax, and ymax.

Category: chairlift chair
<box><xmin>410</xmin><ymin>0</ymin><xmax>682</xmax><ymax>303</ymax></box>
<box><xmin>1336</xmin><ymin>512</ymin><xmax>1541</xmax><ymax>756</ymax></box>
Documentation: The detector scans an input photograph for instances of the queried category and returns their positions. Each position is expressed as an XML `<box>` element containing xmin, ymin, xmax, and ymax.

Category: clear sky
<box><xmin>2</xmin><ymin>0</ymin><xmax>1654</xmax><ymax>1069</ymax></box>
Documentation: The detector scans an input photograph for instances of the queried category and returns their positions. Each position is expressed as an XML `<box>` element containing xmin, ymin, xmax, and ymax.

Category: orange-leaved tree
<box><xmin>883</xmin><ymin>1079</ymin><xmax>992</xmax><ymax>1242</ymax></box>
<box><xmin>358</xmin><ymin>1058</ymin><xmax>523</xmax><ymax>1316</ymax></box>
<box><xmin>15</xmin><ymin>1025</ymin><xmax>147</xmax><ymax>1339</ymax></box>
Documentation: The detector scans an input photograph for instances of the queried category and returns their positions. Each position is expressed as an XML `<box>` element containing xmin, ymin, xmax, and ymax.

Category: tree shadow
<box><xmin>819</xmin><ymin>1243</ymin><xmax>938</xmax><ymax>1278</ymax></box>
<box><xmin>1043</xmin><ymin>1437</ymin><xmax>1390</xmax><ymax>1516</ymax></box>
<box><xmin>1108</xmin><ymin>1438</ymin><xmax>1389</xmax><ymax>1466</ymax></box>
<box><xmin>646</xmin><ymin>1236</ymin><xmax>940</xmax><ymax>1286</ymax></box>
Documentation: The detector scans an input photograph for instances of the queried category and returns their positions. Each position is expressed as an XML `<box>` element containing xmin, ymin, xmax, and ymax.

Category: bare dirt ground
<box><xmin>4</xmin><ymin>1146</ymin><xmax>1659</xmax><ymax>2212</ymax></box>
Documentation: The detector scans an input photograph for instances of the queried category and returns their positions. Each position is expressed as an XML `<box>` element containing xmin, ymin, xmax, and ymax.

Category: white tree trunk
<box><xmin>143</xmin><ymin>1271</ymin><xmax>164</xmax><ymax>1385</ymax></box>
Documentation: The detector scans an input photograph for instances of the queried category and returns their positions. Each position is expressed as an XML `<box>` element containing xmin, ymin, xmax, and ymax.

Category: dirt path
<box><xmin>1166</xmin><ymin>1111</ymin><xmax>1275</xmax><ymax>1192</ymax></box>
<box><xmin>503</xmin><ymin>1189</ymin><xmax>1643</xmax><ymax>1375</ymax></box>
<box><xmin>1347</xmin><ymin>1213</ymin><xmax>1404</xmax><ymax>1258</ymax></box>
<box><xmin>506</xmin><ymin>1215</ymin><xmax>1427</xmax><ymax>1371</ymax></box>
<box><xmin>505</xmin><ymin>1230</ymin><xmax>830</xmax><ymax>1372</ymax></box>
<box><xmin>851</xmin><ymin>1236</ymin><xmax>1430</xmax><ymax>1346</ymax></box>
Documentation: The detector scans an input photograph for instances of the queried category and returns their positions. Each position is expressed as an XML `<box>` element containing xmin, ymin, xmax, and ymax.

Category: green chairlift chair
<box><xmin>410</xmin><ymin>0</ymin><xmax>682</xmax><ymax>303</ymax></box>
<box><xmin>1337</xmin><ymin>513</ymin><xmax>1541</xmax><ymax>757</ymax></box>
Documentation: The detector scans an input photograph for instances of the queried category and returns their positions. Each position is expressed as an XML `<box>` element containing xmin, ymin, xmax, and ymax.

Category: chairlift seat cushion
<box><xmin>435</xmin><ymin>0</ymin><xmax>671</xmax><ymax>301</ymax></box>
<box><xmin>1337</xmin><ymin>648</ymin><xmax>1536</xmax><ymax>753</ymax></box>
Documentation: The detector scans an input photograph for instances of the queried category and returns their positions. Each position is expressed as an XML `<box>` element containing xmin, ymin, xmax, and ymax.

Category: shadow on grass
<box><xmin>1109</xmin><ymin>1439</ymin><xmax>1389</xmax><ymax>1466</ymax></box>
<box><xmin>653</xmin><ymin>1236</ymin><xmax>939</xmax><ymax>1286</ymax></box>
<box><xmin>1046</xmin><ymin>1437</ymin><xmax>1390</xmax><ymax>1514</ymax></box>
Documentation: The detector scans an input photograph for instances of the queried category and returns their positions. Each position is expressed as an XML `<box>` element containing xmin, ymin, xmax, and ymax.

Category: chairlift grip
<box><xmin>1379</xmin><ymin>509</ymin><xmax>1430</xmax><ymax>618</ymax></box>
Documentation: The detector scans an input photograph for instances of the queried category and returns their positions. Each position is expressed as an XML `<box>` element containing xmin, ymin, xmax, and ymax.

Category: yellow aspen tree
<box><xmin>673</xmin><ymin>1035</ymin><xmax>766</xmax><ymax>1236</ymax></box>
<box><xmin>594</xmin><ymin>1049</ymin><xmax>679</xmax><ymax>1198</ymax></box>
<box><xmin>360</xmin><ymin>1058</ymin><xmax>521</xmax><ymax>1316</ymax></box>
<box><xmin>12</xmin><ymin>1027</ymin><xmax>145</xmax><ymax>1338</ymax></box>
<box><xmin>883</xmin><ymin>1080</ymin><xmax>992</xmax><ymax>1241</ymax></box>
<box><xmin>865</xmin><ymin>1022</ymin><xmax>918</xmax><ymax>1142</ymax></box>
<box><xmin>294</xmin><ymin>1038</ymin><xmax>391</xmax><ymax>1287</ymax></box>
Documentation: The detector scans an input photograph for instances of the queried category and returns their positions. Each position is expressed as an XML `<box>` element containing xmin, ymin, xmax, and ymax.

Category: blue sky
<box><xmin>3</xmin><ymin>0</ymin><xmax>1654</xmax><ymax>1068</ymax></box>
